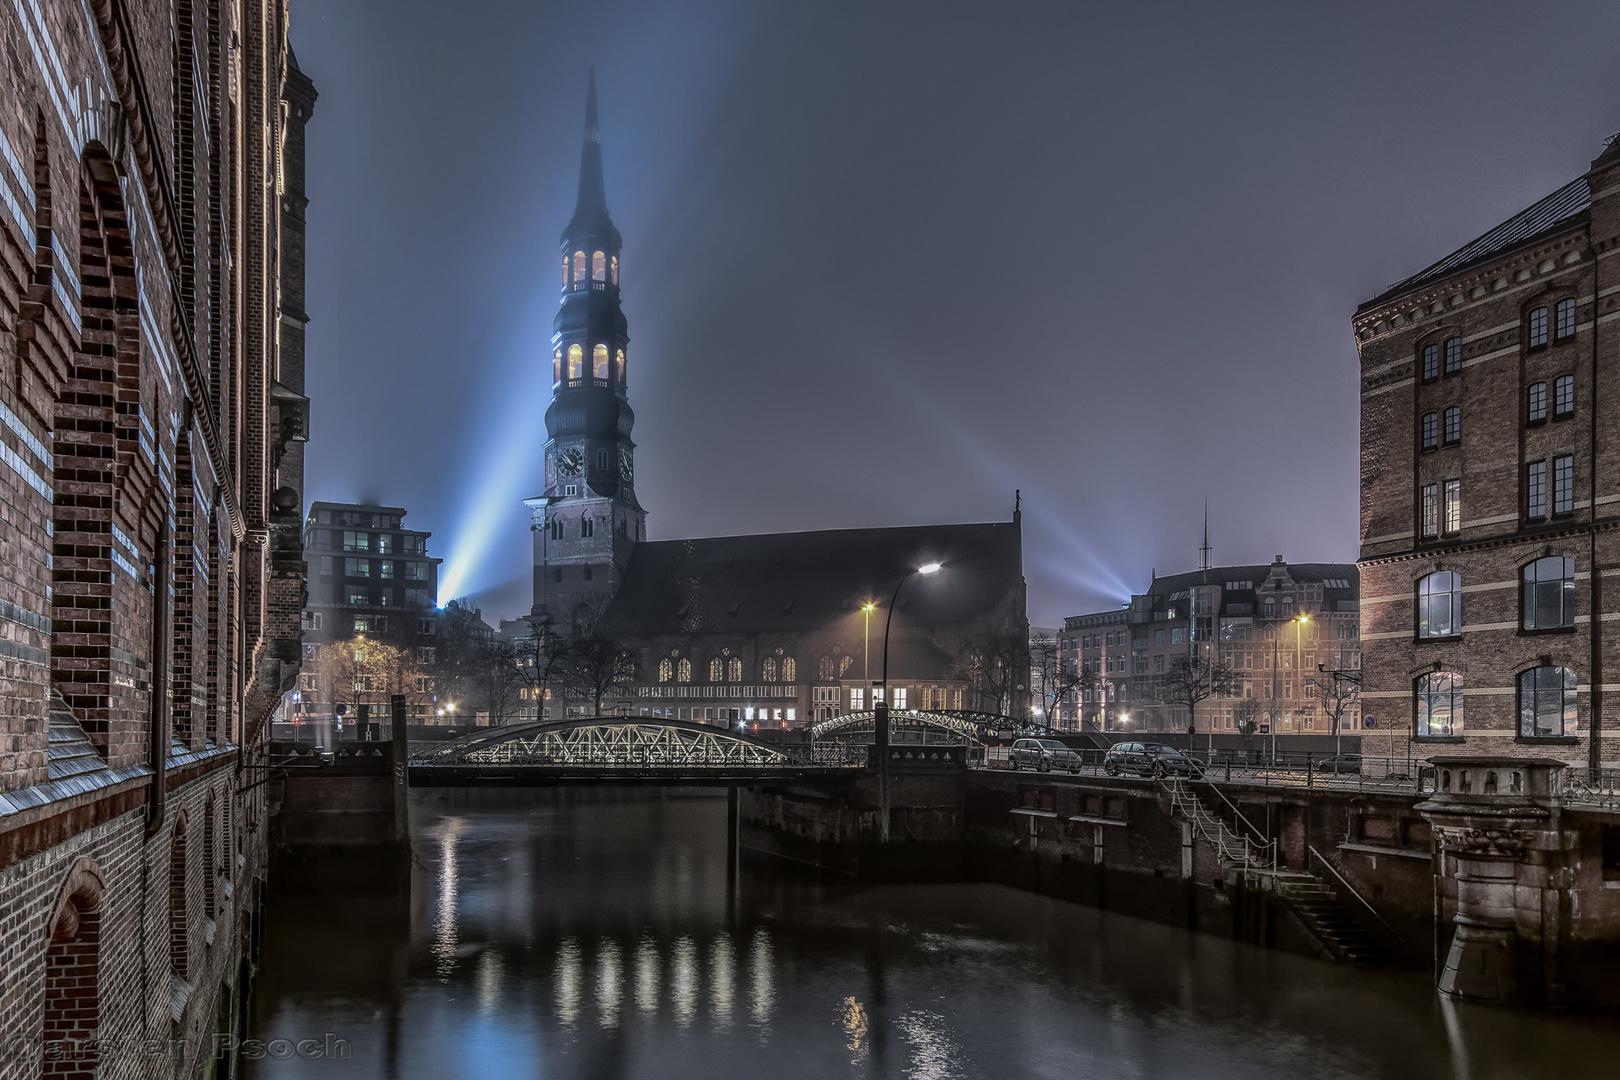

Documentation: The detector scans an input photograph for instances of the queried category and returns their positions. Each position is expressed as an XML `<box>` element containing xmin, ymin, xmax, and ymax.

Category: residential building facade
<box><xmin>0</xmin><ymin>2</ymin><xmax>311</xmax><ymax>1076</ymax></box>
<box><xmin>1058</xmin><ymin>559</ymin><xmax>1361</xmax><ymax>736</ymax></box>
<box><xmin>1355</xmin><ymin>136</ymin><xmax>1620</xmax><ymax>769</ymax></box>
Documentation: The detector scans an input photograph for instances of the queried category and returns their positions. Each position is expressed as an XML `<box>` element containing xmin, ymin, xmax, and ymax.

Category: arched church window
<box><xmin>617</xmin><ymin>349</ymin><xmax>626</xmax><ymax>385</ymax></box>
<box><xmin>782</xmin><ymin>657</ymin><xmax>796</xmax><ymax>682</ymax></box>
<box><xmin>553</xmin><ymin>348</ymin><xmax>563</xmax><ymax>384</ymax></box>
<box><xmin>592</xmin><ymin>251</ymin><xmax>606</xmax><ymax>280</ymax></box>
<box><xmin>710</xmin><ymin>657</ymin><xmax>724</xmax><ymax>682</ymax></box>
<box><xmin>567</xmin><ymin>344</ymin><xmax>583</xmax><ymax>380</ymax></box>
<box><xmin>610</xmin><ymin>255</ymin><xmax>619</xmax><ymax>284</ymax></box>
<box><xmin>839</xmin><ymin>656</ymin><xmax>853</xmax><ymax>676</ymax></box>
<box><xmin>727</xmin><ymin>658</ymin><xmax>742</xmax><ymax>683</ymax></box>
<box><xmin>593</xmin><ymin>344</ymin><xmax>609</xmax><ymax>380</ymax></box>
<box><xmin>818</xmin><ymin>656</ymin><xmax>836</xmax><ymax>681</ymax></box>
<box><xmin>677</xmin><ymin>658</ymin><xmax>691</xmax><ymax>683</ymax></box>
<box><xmin>573</xmin><ymin>250</ymin><xmax>587</xmax><ymax>281</ymax></box>
<box><xmin>762</xmin><ymin>657</ymin><xmax>777</xmax><ymax>682</ymax></box>
<box><xmin>658</xmin><ymin>658</ymin><xmax>673</xmax><ymax>683</ymax></box>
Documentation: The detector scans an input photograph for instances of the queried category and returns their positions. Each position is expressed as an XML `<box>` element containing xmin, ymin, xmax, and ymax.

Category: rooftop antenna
<box><xmin>1199</xmin><ymin>499</ymin><xmax>1212</xmax><ymax>575</ymax></box>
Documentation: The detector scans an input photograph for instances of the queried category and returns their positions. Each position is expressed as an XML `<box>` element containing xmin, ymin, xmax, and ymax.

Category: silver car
<box><xmin>1008</xmin><ymin>738</ymin><xmax>1081</xmax><ymax>773</ymax></box>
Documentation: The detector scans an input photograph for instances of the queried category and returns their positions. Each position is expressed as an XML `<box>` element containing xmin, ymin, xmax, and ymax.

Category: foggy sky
<box><xmin>288</xmin><ymin>0</ymin><xmax>1620</xmax><ymax>626</ymax></box>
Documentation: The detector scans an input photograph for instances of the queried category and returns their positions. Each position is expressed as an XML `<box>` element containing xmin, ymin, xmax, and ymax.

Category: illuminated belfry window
<box><xmin>610</xmin><ymin>255</ymin><xmax>619</xmax><ymax>284</ymax></box>
<box><xmin>593</xmin><ymin>344</ymin><xmax>609</xmax><ymax>379</ymax></box>
<box><xmin>573</xmin><ymin>250</ymin><xmax>587</xmax><ymax>281</ymax></box>
<box><xmin>617</xmin><ymin>349</ymin><xmax>626</xmax><ymax>386</ymax></box>
<box><xmin>561</xmin><ymin>256</ymin><xmax>569</xmax><ymax>284</ymax></box>
<box><xmin>592</xmin><ymin>251</ymin><xmax>606</xmax><ymax>280</ymax></box>
<box><xmin>553</xmin><ymin>348</ymin><xmax>563</xmax><ymax>384</ymax></box>
<box><xmin>568</xmin><ymin>344</ymin><xmax>583</xmax><ymax>379</ymax></box>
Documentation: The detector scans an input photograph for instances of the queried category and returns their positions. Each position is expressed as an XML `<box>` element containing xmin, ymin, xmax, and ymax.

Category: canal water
<box><xmin>247</xmin><ymin>790</ymin><xmax>1618</xmax><ymax>1080</ymax></box>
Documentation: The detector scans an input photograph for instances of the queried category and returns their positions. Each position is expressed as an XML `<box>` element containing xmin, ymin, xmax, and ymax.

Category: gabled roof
<box><xmin>603</xmin><ymin>521</ymin><xmax>1024</xmax><ymax>638</ymax></box>
<box><xmin>1360</xmin><ymin>178</ymin><xmax>1590</xmax><ymax>311</ymax></box>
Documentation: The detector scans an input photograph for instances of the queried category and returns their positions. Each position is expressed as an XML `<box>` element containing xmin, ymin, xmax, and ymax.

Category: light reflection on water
<box><xmin>247</xmin><ymin>790</ymin><xmax>1620</xmax><ymax>1080</ymax></box>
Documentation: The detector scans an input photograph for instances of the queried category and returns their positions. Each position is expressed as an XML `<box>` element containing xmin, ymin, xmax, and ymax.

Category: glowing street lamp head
<box><xmin>917</xmin><ymin>562</ymin><xmax>942</xmax><ymax>575</ymax></box>
<box><xmin>862</xmin><ymin>602</ymin><xmax>876</xmax><ymax>612</ymax></box>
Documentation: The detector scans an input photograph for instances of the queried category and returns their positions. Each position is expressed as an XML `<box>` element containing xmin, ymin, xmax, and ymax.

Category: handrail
<box><xmin>1195</xmin><ymin>775</ymin><xmax>1270</xmax><ymax>848</ymax></box>
<box><xmin>1307</xmin><ymin>844</ymin><xmax>1426</xmax><ymax>962</ymax></box>
<box><xmin>1163</xmin><ymin>778</ymin><xmax>1276</xmax><ymax>871</ymax></box>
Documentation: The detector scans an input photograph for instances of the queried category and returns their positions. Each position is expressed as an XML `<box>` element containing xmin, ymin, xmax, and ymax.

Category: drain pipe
<box><xmin>146</xmin><ymin>522</ymin><xmax>171</xmax><ymax>835</ymax></box>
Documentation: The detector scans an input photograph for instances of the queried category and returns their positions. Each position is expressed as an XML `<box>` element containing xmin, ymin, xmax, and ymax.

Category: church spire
<box><xmin>564</xmin><ymin>64</ymin><xmax>620</xmax><ymax>248</ymax></box>
<box><xmin>1199</xmin><ymin>500</ymin><xmax>1212</xmax><ymax>575</ymax></box>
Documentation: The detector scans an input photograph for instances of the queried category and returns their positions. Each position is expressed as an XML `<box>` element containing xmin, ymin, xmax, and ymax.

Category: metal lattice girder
<box><xmin>807</xmin><ymin>709</ymin><xmax>1005</xmax><ymax>744</ymax></box>
<box><xmin>413</xmin><ymin>717</ymin><xmax>794</xmax><ymax>768</ymax></box>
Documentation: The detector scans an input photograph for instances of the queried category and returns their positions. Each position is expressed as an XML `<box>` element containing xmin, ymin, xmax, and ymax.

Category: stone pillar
<box><xmin>1416</xmin><ymin>756</ymin><xmax>1570</xmax><ymax>1006</ymax></box>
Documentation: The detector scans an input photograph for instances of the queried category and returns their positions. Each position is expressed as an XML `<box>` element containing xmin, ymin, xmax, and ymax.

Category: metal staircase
<box><xmin>1159</xmin><ymin>777</ymin><xmax>1391</xmax><ymax>965</ymax></box>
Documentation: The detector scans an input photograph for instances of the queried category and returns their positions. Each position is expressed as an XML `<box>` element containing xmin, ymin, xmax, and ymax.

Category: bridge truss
<box><xmin>414</xmin><ymin>717</ymin><xmax>803</xmax><ymax>769</ymax></box>
<box><xmin>808</xmin><ymin>709</ymin><xmax>1019</xmax><ymax>744</ymax></box>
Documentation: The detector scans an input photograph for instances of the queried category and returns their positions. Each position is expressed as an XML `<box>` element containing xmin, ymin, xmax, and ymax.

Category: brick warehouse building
<box><xmin>1355</xmin><ymin>135</ymin><xmax>1620</xmax><ymax>770</ymax></box>
<box><xmin>0</xmin><ymin>2</ymin><xmax>311</xmax><ymax>1077</ymax></box>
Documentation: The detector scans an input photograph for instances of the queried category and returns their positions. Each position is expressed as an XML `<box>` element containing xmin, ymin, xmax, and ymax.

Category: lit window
<box><xmin>573</xmin><ymin>250</ymin><xmax>587</xmax><ymax>281</ymax></box>
<box><xmin>342</xmin><ymin>531</ymin><xmax>369</xmax><ymax>552</ymax></box>
<box><xmin>1555</xmin><ymin>298</ymin><xmax>1576</xmax><ymax>341</ymax></box>
<box><xmin>1418</xmin><ymin>483</ymin><xmax>1438</xmax><ymax>537</ymax></box>
<box><xmin>553</xmin><ymin>348</ymin><xmax>563</xmax><ymax>384</ymax></box>
<box><xmin>1528</xmin><ymin>306</ymin><xmax>1548</xmax><ymax>348</ymax></box>
<box><xmin>762</xmin><ymin>657</ymin><xmax>777</xmax><ymax>682</ymax></box>
<box><xmin>1554</xmin><ymin>374</ymin><xmax>1574</xmax><ymax>417</ymax></box>
<box><xmin>379</xmin><ymin>561</ymin><xmax>394</xmax><ymax>579</ymax></box>
<box><xmin>567</xmin><ymin>344</ymin><xmax>583</xmax><ymax>379</ymax></box>
<box><xmin>709</xmin><ymin>657</ymin><xmax>724</xmax><ymax>682</ymax></box>
<box><xmin>1416</xmin><ymin>671</ymin><xmax>1463</xmax><ymax>737</ymax></box>
<box><xmin>1421</xmin><ymin>342</ymin><xmax>1439</xmax><ymax>381</ymax></box>
<box><xmin>593</xmin><ymin>343</ymin><xmax>609</xmax><ymax>379</ymax></box>
<box><xmin>1443</xmin><ymin>406</ymin><xmax>1460</xmax><ymax>446</ymax></box>
<box><xmin>347</xmin><ymin>588</ymin><xmax>369</xmax><ymax>606</ymax></box>
<box><xmin>1417</xmin><ymin>571</ymin><xmax>1460</xmax><ymax>638</ymax></box>
<box><xmin>610</xmin><ymin>255</ymin><xmax>619</xmax><ymax>284</ymax></box>
<box><xmin>1421</xmin><ymin>412</ymin><xmax>1438</xmax><ymax>451</ymax></box>
<box><xmin>782</xmin><ymin>657</ymin><xmax>796</xmax><ymax>682</ymax></box>
<box><xmin>1527</xmin><ymin>460</ymin><xmax>1547</xmax><ymax>518</ymax></box>
<box><xmin>658</xmin><ymin>658</ymin><xmax>672</xmax><ymax>683</ymax></box>
<box><xmin>345</xmin><ymin>558</ymin><xmax>369</xmax><ymax>576</ymax></box>
<box><xmin>850</xmin><ymin>688</ymin><xmax>865</xmax><ymax>711</ymax></box>
<box><xmin>617</xmin><ymin>349</ymin><xmax>626</xmax><ymax>385</ymax></box>
<box><xmin>1526</xmin><ymin>381</ymin><xmax>1547</xmax><ymax>424</ymax></box>
<box><xmin>562</xmin><ymin>255</ymin><xmax>569</xmax><ymax>285</ymax></box>
<box><xmin>818</xmin><ymin>656</ymin><xmax>836</xmax><ymax>681</ymax></box>
<box><xmin>1443</xmin><ymin>336</ymin><xmax>1461</xmax><ymax>374</ymax></box>
<box><xmin>727</xmin><ymin>657</ymin><xmax>742</xmax><ymax>682</ymax></box>
<box><xmin>1554</xmin><ymin>456</ymin><xmax>1574</xmax><ymax>515</ymax></box>
<box><xmin>677</xmin><ymin>658</ymin><xmax>691</xmax><ymax>683</ymax></box>
<box><xmin>893</xmin><ymin>687</ymin><xmax>907</xmax><ymax>709</ymax></box>
<box><xmin>1522</xmin><ymin>556</ymin><xmax>1575</xmax><ymax>630</ymax></box>
<box><xmin>592</xmin><ymin>251</ymin><xmax>606</xmax><ymax>281</ymax></box>
<box><xmin>1444</xmin><ymin>479</ymin><xmax>1460</xmax><ymax>534</ymax></box>
<box><xmin>1519</xmin><ymin>666</ymin><xmax>1576</xmax><ymax>738</ymax></box>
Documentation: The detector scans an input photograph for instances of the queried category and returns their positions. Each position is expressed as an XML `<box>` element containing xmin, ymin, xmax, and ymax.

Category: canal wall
<box><xmin>267</xmin><ymin>741</ymin><xmax>411</xmax><ymax>890</ymax></box>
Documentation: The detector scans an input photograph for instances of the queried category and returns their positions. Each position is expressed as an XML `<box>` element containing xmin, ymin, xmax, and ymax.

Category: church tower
<box><xmin>528</xmin><ymin>67</ymin><xmax>645</xmax><ymax>626</ymax></box>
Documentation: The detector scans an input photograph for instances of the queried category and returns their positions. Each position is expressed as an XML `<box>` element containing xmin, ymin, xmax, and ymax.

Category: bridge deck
<box><xmin>408</xmin><ymin>764</ymin><xmax>859</xmax><ymax>787</ymax></box>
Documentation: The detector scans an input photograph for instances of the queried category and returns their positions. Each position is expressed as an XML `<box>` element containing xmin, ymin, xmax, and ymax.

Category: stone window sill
<box><xmin>1514</xmin><ymin>736</ymin><xmax>1579</xmax><ymax>745</ymax></box>
<box><xmin>1413</xmin><ymin>735</ymin><xmax>1466</xmax><ymax>744</ymax></box>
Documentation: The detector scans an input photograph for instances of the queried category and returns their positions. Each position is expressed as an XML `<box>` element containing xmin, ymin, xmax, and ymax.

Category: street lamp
<box><xmin>862</xmin><ymin>602</ymin><xmax>876</xmax><ymax>713</ymax></box>
<box><xmin>876</xmin><ymin>561</ymin><xmax>942</xmax><ymax>843</ymax></box>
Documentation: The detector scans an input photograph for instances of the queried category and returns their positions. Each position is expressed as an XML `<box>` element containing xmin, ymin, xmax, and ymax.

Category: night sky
<box><xmin>289</xmin><ymin>0</ymin><xmax>1620</xmax><ymax>626</ymax></box>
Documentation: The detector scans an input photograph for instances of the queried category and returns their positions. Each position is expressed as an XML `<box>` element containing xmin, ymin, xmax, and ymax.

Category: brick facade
<box><xmin>0</xmin><ymin>1</ymin><xmax>311</xmax><ymax>1076</ymax></box>
<box><xmin>1355</xmin><ymin>137</ymin><xmax>1620</xmax><ymax>769</ymax></box>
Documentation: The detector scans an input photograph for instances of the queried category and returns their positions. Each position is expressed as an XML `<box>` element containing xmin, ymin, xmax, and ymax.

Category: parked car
<box><xmin>1007</xmin><ymin>738</ymin><xmax>1082</xmax><ymax>773</ymax></box>
<box><xmin>1315</xmin><ymin>754</ymin><xmax>1362</xmax><ymax>774</ymax></box>
<box><xmin>1104</xmin><ymin>741</ymin><xmax>1205</xmax><ymax>779</ymax></box>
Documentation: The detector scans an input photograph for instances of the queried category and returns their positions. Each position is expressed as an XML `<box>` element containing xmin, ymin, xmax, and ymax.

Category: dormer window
<box><xmin>1528</xmin><ymin>306</ymin><xmax>1548</xmax><ymax>349</ymax></box>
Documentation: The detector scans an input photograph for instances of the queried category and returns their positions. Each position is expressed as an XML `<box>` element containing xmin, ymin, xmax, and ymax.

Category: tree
<box><xmin>953</xmin><ymin>630</ymin><xmax>1030</xmax><ymax>719</ymax></box>
<box><xmin>307</xmin><ymin>638</ymin><xmax>428</xmax><ymax>737</ymax></box>
<box><xmin>429</xmin><ymin>598</ymin><xmax>494</xmax><ymax>713</ymax></box>
<box><xmin>1311</xmin><ymin>667</ymin><xmax>1362</xmax><ymax>758</ymax></box>
<box><xmin>1154</xmin><ymin>653</ymin><xmax>1239</xmax><ymax>758</ymax></box>
<box><xmin>472</xmin><ymin>636</ymin><xmax>528</xmax><ymax>727</ymax></box>
<box><xmin>557</xmin><ymin>605</ymin><xmax>640</xmax><ymax>718</ymax></box>
<box><xmin>1233</xmin><ymin>697</ymin><xmax>1263</xmax><ymax>760</ymax></box>
<box><xmin>1031</xmin><ymin>633</ymin><xmax>1092</xmax><ymax>730</ymax></box>
<box><xmin>515</xmin><ymin>616</ymin><xmax>568</xmax><ymax>722</ymax></box>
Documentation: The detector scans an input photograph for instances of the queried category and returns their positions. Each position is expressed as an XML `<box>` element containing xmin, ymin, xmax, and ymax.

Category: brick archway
<box><xmin>42</xmin><ymin>857</ymin><xmax>106</xmax><ymax>1079</ymax></box>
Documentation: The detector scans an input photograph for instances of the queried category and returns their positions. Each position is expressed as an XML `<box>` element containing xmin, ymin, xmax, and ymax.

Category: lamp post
<box><xmin>862</xmin><ymin>602</ymin><xmax>876</xmax><ymax>714</ymax></box>
<box><xmin>876</xmin><ymin>562</ymin><xmax>942</xmax><ymax>844</ymax></box>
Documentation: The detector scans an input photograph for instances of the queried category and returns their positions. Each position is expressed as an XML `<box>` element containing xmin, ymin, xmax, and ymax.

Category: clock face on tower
<box><xmin>558</xmin><ymin>447</ymin><xmax>584</xmax><ymax>477</ymax></box>
<box><xmin>619</xmin><ymin>447</ymin><xmax>633</xmax><ymax>483</ymax></box>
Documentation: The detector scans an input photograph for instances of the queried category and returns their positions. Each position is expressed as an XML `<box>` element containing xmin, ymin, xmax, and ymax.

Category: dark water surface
<box><xmin>247</xmin><ymin>790</ymin><xmax>1617</xmax><ymax>1080</ymax></box>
